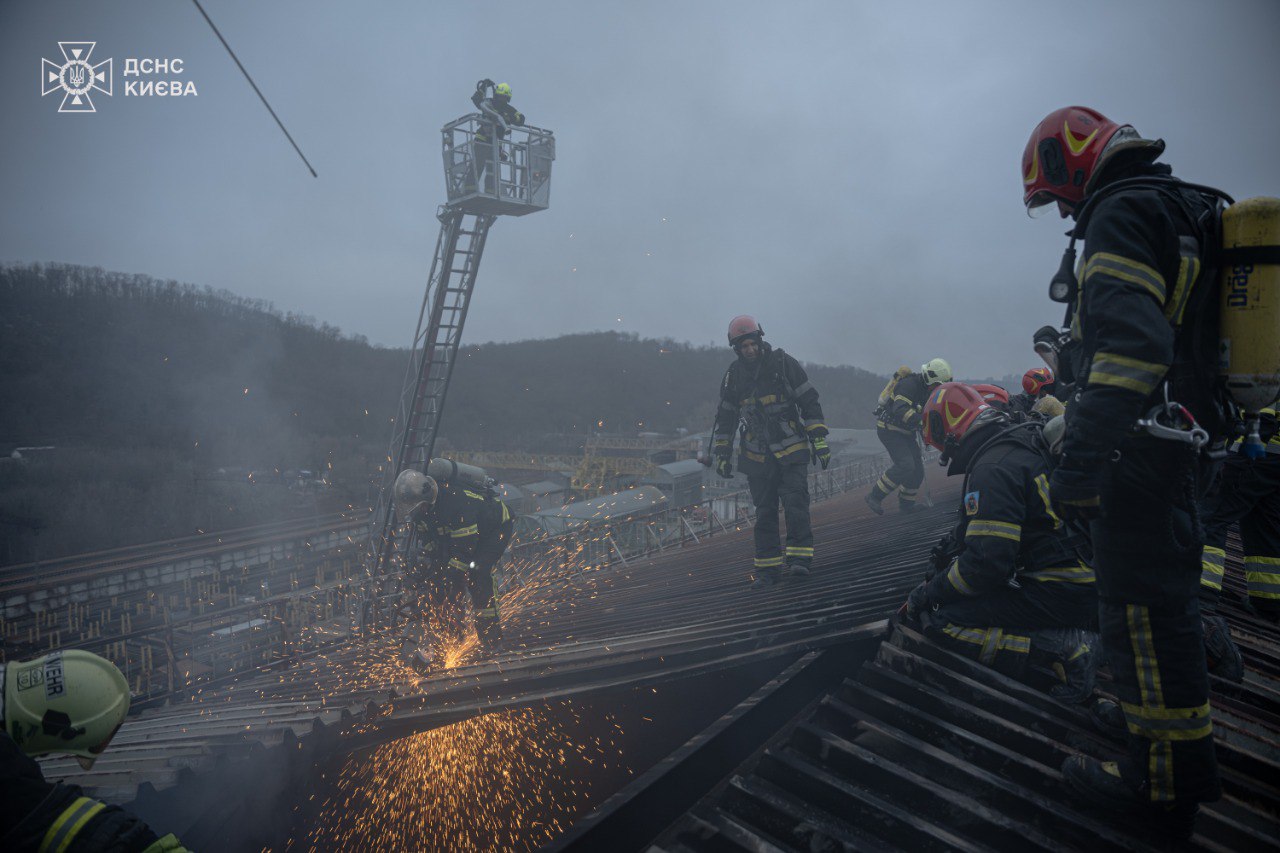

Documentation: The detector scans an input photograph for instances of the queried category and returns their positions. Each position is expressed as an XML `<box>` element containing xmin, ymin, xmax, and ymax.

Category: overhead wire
<box><xmin>189</xmin><ymin>0</ymin><xmax>318</xmax><ymax>178</ymax></box>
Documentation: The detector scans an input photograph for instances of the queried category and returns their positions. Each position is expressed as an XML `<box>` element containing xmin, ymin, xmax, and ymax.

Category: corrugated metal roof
<box><xmin>532</xmin><ymin>486</ymin><xmax>668</xmax><ymax>522</ymax></box>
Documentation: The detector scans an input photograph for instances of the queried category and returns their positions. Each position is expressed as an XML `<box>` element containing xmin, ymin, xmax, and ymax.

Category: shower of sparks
<box><xmin>301</xmin><ymin>705</ymin><xmax>625</xmax><ymax>851</ymax></box>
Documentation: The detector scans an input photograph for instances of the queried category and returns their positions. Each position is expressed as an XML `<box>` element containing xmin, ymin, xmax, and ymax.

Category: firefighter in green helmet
<box><xmin>468</xmin><ymin>79</ymin><xmax>526</xmax><ymax>195</ymax></box>
<box><xmin>865</xmin><ymin>358</ymin><xmax>952</xmax><ymax>515</ymax></box>
<box><xmin>1</xmin><ymin>650</ymin><xmax>187</xmax><ymax>851</ymax></box>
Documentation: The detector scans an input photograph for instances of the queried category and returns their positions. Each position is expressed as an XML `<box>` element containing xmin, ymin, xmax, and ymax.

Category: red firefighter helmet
<box><xmin>972</xmin><ymin>383</ymin><xmax>1010</xmax><ymax>405</ymax></box>
<box><xmin>922</xmin><ymin>383</ymin><xmax>993</xmax><ymax>454</ymax></box>
<box><xmin>1023</xmin><ymin>366</ymin><xmax>1055</xmax><ymax>396</ymax></box>
<box><xmin>727</xmin><ymin>315</ymin><xmax>763</xmax><ymax>347</ymax></box>
<box><xmin>1022</xmin><ymin>106</ymin><xmax>1123</xmax><ymax>216</ymax></box>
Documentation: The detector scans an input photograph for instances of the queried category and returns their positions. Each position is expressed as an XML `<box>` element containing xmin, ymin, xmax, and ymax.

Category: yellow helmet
<box><xmin>921</xmin><ymin>358</ymin><xmax>953</xmax><ymax>385</ymax></box>
<box><xmin>494</xmin><ymin>82</ymin><xmax>512</xmax><ymax>98</ymax></box>
<box><xmin>2</xmin><ymin>650</ymin><xmax>130</xmax><ymax>769</ymax></box>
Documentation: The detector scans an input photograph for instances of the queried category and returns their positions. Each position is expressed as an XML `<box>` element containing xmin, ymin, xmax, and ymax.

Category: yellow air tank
<box><xmin>1220</xmin><ymin>196</ymin><xmax>1280</xmax><ymax>458</ymax></box>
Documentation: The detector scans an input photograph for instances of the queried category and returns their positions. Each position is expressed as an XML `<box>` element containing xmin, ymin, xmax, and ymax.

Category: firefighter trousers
<box><xmin>927</xmin><ymin>575</ymin><xmax>1098</xmax><ymax>680</ymax></box>
<box><xmin>1092</xmin><ymin>441</ymin><xmax>1219</xmax><ymax>805</ymax></box>
<box><xmin>747</xmin><ymin>461</ymin><xmax>813</xmax><ymax>570</ymax></box>
<box><xmin>872</xmin><ymin>428</ymin><xmax>924</xmax><ymax>507</ymax></box>
<box><xmin>1199</xmin><ymin>454</ymin><xmax>1280</xmax><ymax>618</ymax></box>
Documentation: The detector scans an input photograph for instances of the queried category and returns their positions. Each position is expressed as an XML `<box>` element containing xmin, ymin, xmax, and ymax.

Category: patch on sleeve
<box><xmin>964</xmin><ymin>491</ymin><xmax>980</xmax><ymax>516</ymax></box>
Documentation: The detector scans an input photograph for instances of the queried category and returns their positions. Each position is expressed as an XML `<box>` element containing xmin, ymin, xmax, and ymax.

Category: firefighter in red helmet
<box><xmin>1024</xmin><ymin>105</ymin><xmax>1233</xmax><ymax>836</ymax></box>
<box><xmin>1010</xmin><ymin>366</ymin><xmax>1057</xmax><ymax>415</ymax></box>
<box><xmin>901</xmin><ymin>383</ymin><xmax>1098</xmax><ymax>703</ymax></box>
<box><xmin>712</xmin><ymin>316</ymin><xmax>829</xmax><ymax>587</ymax></box>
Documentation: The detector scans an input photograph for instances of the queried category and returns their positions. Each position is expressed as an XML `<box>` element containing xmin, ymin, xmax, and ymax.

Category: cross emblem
<box><xmin>42</xmin><ymin>42</ymin><xmax>113</xmax><ymax>113</ymax></box>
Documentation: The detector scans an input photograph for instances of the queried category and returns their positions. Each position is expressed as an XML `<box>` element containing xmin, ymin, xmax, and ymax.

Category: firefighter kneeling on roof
<box><xmin>899</xmin><ymin>383</ymin><xmax>1100</xmax><ymax>705</ymax></box>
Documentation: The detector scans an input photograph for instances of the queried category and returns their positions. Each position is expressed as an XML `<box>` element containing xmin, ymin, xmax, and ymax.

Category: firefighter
<box><xmin>1010</xmin><ymin>366</ymin><xmax>1057</xmax><ymax>415</ymax></box>
<box><xmin>1023</xmin><ymin>105</ymin><xmax>1230</xmax><ymax>836</ymax></box>
<box><xmin>865</xmin><ymin>358</ymin><xmax>952</xmax><ymax>514</ymax></box>
<box><xmin>2</xmin><ymin>650</ymin><xmax>187</xmax><ymax>852</ymax></box>
<box><xmin>902</xmin><ymin>384</ymin><xmax>1099</xmax><ymax>703</ymax></box>
<box><xmin>712</xmin><ymin>316</ymin><xmax>830</xmax><ymax>587</ymax></box>
<box><xmin>395</xmin><ymin>468</ymin><xmax>514</xmax><ymax>659</ymax></box>
<box><xmin>468</xmin><ymin>79</ymin><xmax>526</xmax><ymax>194</ymax></box>
<box><xmin>1198</xmin><ymin>404</ymin><xmax>1280</xmax><ymax>674</ymax></box>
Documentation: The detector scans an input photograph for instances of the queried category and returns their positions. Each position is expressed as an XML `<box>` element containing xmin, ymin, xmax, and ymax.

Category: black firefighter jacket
<box><xmin>875</xmin><ymin>373</ymin><xmax>931</xmax><ymax>434</ymax></box>
<box><xmin>713</xmin><ymin>344</ymin><xmax>827</xmax><ymax>474</ymax></box>
<box><xmin>414</xmin><ymin>481</ymin><xmax>512</xmax><ymax>571</ymax></box>
<box><xmin>924</xmin><ymin>426</ymin><xmax>1093</xmax><ymax>608</ymax></box>
<box><xmin>1062</xmin><ymin>163</ymin><xmax>1225</xmax><ymax>468</ymax></box>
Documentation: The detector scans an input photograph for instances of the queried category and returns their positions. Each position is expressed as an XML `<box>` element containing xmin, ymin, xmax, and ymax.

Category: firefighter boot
<box><xmin>864</xmin><ymin>491</ymin><xmax>885</xmax><ymax>516</ymax></box>
<box><xmin>1202</xmin><ymin>613</ymin><xmax>1244</xmax><ymax>683</ymax></box>
<box><xmin>1061</xmin><ymin>755</ymin><xmax>1198</xmax><ymax>840</ymax></box>
<box><xmin>784</xmin><ymin>563</ymin><xmax>811</xmax><ymax>579</ymax></box>
<box><xmin>1088</xmin><ymin>697</ymin><xmax>1127</xmax><ymax>741</ymax></box>
<box><xmin>751</xmin><ymin>566</ymin><xmax>781</xmax><ymax>589</ymax></box>
<box><xmin>1029</xmin><ymin>628</ymin><xmax>1099</xmax><ymax>705</ymax></box>
<box><xmin>476</xmin><ymin>619</ymin><xmax>505</xmax><ymax>655</ymax></box>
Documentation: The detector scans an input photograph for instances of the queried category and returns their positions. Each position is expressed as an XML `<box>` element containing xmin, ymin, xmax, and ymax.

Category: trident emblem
<box><xmin>41</xmin><ymin>42</ymin><xmax>112</xmax><ymax>113</ymax></box>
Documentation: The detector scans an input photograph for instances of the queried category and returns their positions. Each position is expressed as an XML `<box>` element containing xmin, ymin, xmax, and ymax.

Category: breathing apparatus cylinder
<box><xmin>427</xmin><ymin>457</ymin><xmax>490</xmax><ymax>487</ymax></box>
<box><xmin>1219</xmin><ymin>197</ymin><xmax>1280</xmax><ymax>458</ymax></box>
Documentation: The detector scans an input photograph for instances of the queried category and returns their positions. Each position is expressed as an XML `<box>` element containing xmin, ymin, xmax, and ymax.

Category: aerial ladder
<box><xmin>362</xmin><ymin>106</ymin><xmax>555</xmax><ymax>603</ymax></box>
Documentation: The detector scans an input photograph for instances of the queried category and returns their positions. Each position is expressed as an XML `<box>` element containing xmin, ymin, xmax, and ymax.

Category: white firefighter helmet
<box><xmin>1</xmin><ymin>650</ymin><xmax>131</xmax><ymax>769</ymax></box>
<box><xmin>394</xmin><ymin>469</ymin><xmax>438</xmax><ymax>521</ymax></box>
<box><xmin>921</xmin><ymin>358</ymin><xmax>953</xmax><ymax>385</ymax></box>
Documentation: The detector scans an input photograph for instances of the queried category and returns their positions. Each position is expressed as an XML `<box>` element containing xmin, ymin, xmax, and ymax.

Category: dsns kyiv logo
<box><xmin>41</xmin><ymin>42</ymin><xmax>112</xmax><ymax>113</ymax></box>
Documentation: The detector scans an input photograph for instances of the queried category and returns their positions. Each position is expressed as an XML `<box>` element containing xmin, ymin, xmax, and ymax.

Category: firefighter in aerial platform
<box><xmin>1</xmin><ymin>650</ymin><xmax>187</xmax><ymax>852</ymax></box>
<box><xmin>901</xmin><ymin>384</ymin><xmax>1099</xmax><ymax>703</ymax></box>
<box><xmin>395</xmin><ymin>465</ymin><xmax>514</xmax><ymax>663</ymax></box>
<box><xmin>865</xmin><ymin>358</ymin><xmax>952</xmax><ymax>514</ymax></box>
<box><xmin>712</xmin><ymin>316</ymin><xmax>830</xmax><ymax>588</ymax></box>
<box><xmin>468</xmin><ymin>79</ymin><xmax>526</xmax><ymax>194</ymax></box>
<box><xmin>1022</xmin><ymin>105</ymin><xmax>1243</xmax><ymax>836</ymax></box>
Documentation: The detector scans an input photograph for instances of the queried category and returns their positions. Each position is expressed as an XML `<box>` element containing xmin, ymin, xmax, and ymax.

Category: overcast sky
<box><xmin>3</xmin><ymin>0</ymin><xmax>1278</xmax><ymax>378</ymax></box>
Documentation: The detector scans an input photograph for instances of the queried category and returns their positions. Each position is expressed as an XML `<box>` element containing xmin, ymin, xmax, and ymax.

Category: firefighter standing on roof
<box><xmin>1023</xmin><ymin>105</ymin><xmax>1232</xmax><ymax>836</ymax></box>
<box><xmin>865</xmin><ymin>358</ymin><xmax>952</xmax><ymax>515</ymax></box>
<box><xmin>712</xmin><ymin>316</ymin><xmax>829</xmax><ymax>588</ymax></box>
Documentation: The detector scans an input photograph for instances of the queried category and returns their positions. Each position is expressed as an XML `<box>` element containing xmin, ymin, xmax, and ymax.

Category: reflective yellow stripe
<box><xmin>1200</xmin><ymin>546</ymin><xmax>1226</xmax><ymax>591</ymax></box>
<box><xmin>965</xmin><ymin>519</ymin><xmax>1022</xmax><ymax>543</ymax></box>
<box><xmin>1022</xmin><ymin>562</ymin><xmax>1095</xmax><ymax>583</ymax></box>
<box><xmin>1034</xmin><ymin>473</ymin><xmax>1061</xmax><ymax>528</ymax></box>
<box><xmin>41</xmin><ymin>796</ymin><xmax>106</xmax><ymax>853</ymax></box>
<box><xmin>776</xmin><ymin>441</ymin><xmax>810</xmax><ymax>458</ymax></box>
<box><xmin>1245</xmin><ymin>556</ymin><xmax>1280</xmax><ymax>599</ymax></box>
<box><xmin>1120</xmin><ymin>701</ymin><xmax>1213</xmax><ymax>742</ymax></box>
<box><xmin>450</xmin><ymin>524</ymin><xmax>479</xmax><ymax>538</ymax></box>
<box><xmin>1083</xmin><ymin>251</ymin><xmax>1167</xmax><ymax>301</ymax></box>
<box><xmin>805</xmin><ymin>423</ymin><xmax>828</xmax><ymax>433</ymax></box>
<box><xmin>448</xmin><ymin>557</ymin><xmax>468</xmax><ymax>570</ymax></box>
<box><xmin>941</xmin><ymin>625</ymin><xmax>1029</xmax><ymax>664</ymax></box>
<box><xmin>463</xmin><ymin>489</ymin><xmax>486</xmax><ymax>501</ymax></box>
<box><xmin>1089</xmin><ymin>352</ymin><xmax>1168</xmax><ymax>396</ymax></box>
<box><xmin>785</xmin><ymin>546</ymin><xmax>814</xmax><ymax>556</ymax></box>
<box><xmin>754</xmin><ymin>556</ymin><xmax>784</xmax><ymax>568</ymax></box>
<box><xmin>946</xmin><ymin>562</ymin><xmax>977</xmax><ymax>596</ymax></box>
<box><xmin>1126</xmin><ymin>604</ymin><xmax>1177</xmax><ymax>802</ymax></box>
<box><xmin>1164</xmin><ymin>255</ymin><xmax>1200</xmax><ymax>324</ymax></box>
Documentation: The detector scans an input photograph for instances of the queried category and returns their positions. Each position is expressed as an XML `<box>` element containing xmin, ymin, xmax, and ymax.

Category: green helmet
<box><xmin>921</xmin><ymin>357</ymin><xmax>953</xmax><ymax>386</ymax></box>
<box><xmin>394</xmin><ymin>469</ymin><xmax>438</xmax><ymax>521</ymax></box>
<box><xmin>1</xmin><ymin>650</ymin><xmax>130</xmax><ymax>769</ymax></box>
<box><xmin>494</xmin><ymin>82</ymin><xmax>512</xmax><ymax>98</ymax></box>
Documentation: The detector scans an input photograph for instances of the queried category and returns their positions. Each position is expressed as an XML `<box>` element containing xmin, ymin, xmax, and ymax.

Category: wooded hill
<box><xmin>0</xmin><ymin>263</ymin><xmax>884</xmax><ymax>563</ymax></box>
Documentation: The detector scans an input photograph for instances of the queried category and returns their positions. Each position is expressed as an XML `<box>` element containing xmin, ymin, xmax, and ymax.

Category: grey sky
<box><xmin>3</xmin><ymin>0</ymin><xmax>1278</xmax><ymax>379</ymax></box>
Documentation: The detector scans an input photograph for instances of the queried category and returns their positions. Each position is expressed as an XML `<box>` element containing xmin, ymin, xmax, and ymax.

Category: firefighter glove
<box><xmin>715</xmin><ymin>457</ymin><xmax>733</xmax><ymax>479</ymax></box>
<box><xmin>1049</xmin><ymin>461</ymin><xmax>1102</xmax><ymax>521</ymax></box>
<box><xmin>904</xmin><ymin>581</ymin><xmax>932</xmax><ymax>623</ymax></box>
<box><xmin>812</xmin><ymin>437</ymin><xmax>831</xmax><ymax>469</ymax></box>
